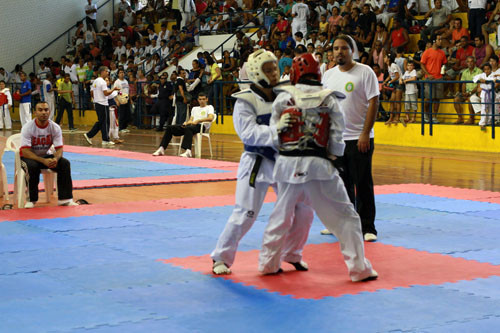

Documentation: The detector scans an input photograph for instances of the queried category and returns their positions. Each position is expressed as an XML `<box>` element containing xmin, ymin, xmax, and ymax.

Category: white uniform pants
<box><xmin>47</xmin><ymin>96</ymin><xmax>56</xmax><ymax>120</ymax></box>
<box><xmin>19</xmin><ymin>103</ymin><xmax>31</xmax><ymax>126</ymax></box>
<box><xmin>291</xmin><ymin>20</ymin><xmax>307</xmax><ymax>39</ymax></box>
<box><xmin>211</xmin><ymin>175</ymin><xmax>314</xmax><ymax>267</ymax></box>
<box><xmin>479</xmin><ymin>90</ymin><xmax>494</xmax><ymax>126</ymax></box>
<box><xmin>470</xmin><ymin>94</ymin><xmax>481</xmax><ymax>114</ymax></box>
<box><xmin>109</xmin><ymin>106</ymin><xmax>119</xmax><ymax>140</ymax></box>
<box><xmin>258</xmin><ymin>177</ymin><xmax>374</xmax><ymax>281</ymax></box>
<box><xmin>0</xmin><ymin>105</ymin><xmax>12</xmax><ymax>129</ymax></box>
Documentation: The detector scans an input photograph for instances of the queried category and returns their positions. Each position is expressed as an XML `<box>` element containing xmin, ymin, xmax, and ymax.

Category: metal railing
<box><xmin>380</xmin><ymin>79</ymin><xmax>497</xmax><ymax>139</ymax></box>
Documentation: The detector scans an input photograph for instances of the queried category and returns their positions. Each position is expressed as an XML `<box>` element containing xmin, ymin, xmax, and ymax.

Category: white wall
<box><xmin>0</xmin><ymin>0</ymin><xmax>119</xmax><ymax>73</ymax></box>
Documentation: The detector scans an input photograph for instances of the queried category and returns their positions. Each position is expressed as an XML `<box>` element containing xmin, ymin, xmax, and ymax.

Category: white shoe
<box><xmin>58</xmin><ymin>200</ymin><xmax>79</xmax><ymax>206</ymax></box>
<box><xmin>83</xmin><ymin>133</ymin><xmax>92</xmax><ymax>145</ymax></box>
<box><xmin>152</xmin><ymin>147</ymin><xmax>165</xmax><ymax>156</ymax></box>
<box><xmin>353</xmin><ymin>269</ymin><xmax>378</xmax><ymax>282</ymax></box>
<box><xmin>320</xmin><ymin>229</ymin><xmax>332</xmax><ymax>235</ymax></box>
<box><xmin>364</xmin><ymin>233</ymin><xmax>378</xmax><ymax>242</ymax></box>
<box><xmin>179</xmin><ymin>149</ymin><xmax>192</xmax><ymax>158</ymax></box>
<box><xmin>24</xmin><ymin>202</ymin><xmax>35</xmax><ymax>209</ymax></box>
<box><xmin>102</xmin><ymin>141</ymin><xmax>115</xmax><ymax>146</ymax></box>
<box><xmin>212</xmin><ymin>261</ymin><xmax>231</xmax><ymax>275</ymax></box>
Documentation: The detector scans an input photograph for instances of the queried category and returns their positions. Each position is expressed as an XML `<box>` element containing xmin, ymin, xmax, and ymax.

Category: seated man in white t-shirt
<box><xmin>20</xmin><ymin>101</ymin><xmax>77</xmax><ymax>208</ymax></box>
<box><xmin>153</xmin><ymin>92</ymin><xmax>215</xmax><ymax>158</ymax></box>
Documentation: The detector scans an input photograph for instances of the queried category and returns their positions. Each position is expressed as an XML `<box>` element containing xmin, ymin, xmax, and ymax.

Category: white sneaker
<box><xmin>83</xmin><ymin>133</ymin><xmax>92</xmax><ymax>145</ymax></box>
<box><xmin>320</xmin><ymin>229</ymin><xmax>332</xmax><ymax>235</ymax></box>
<box><xmin>212</xmin><ymin>261</ymin><xmax>231</xmax><ymax>275</ymax></box>
<box><xmin>102</xmin><ymin>141</ymin><xmax>115</xmax><ymax>146</ymax></box>
<box><xmin>179</xmin><ymin>149</ymin><xmax>192</xmax><ymax>158</ymax></box>
<box><xmin>364</xmin><ymin>233</ymin><xmax>378</xmax><ymax>242</ymax></box>
<box><xmin>353</xmin><ymin>269</ymin><xmax>378</xmax><ymax>282</ymax></box>
<box><xmin>24</xmin><ymin>202</ymin><xmax>35</xmax><ymax>209</ymax></box>
<box><xmin>58</xmin><ymin>200</ymin><xmax>79</xmax><ymax>206</ymax></box>
<box><xmin>152</xmin><ymin>147</ymin><xmax>165</xmax><ymax>156</ymax></box>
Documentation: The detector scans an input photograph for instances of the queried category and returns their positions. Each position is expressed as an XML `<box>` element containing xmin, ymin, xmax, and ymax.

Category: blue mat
<box><xmin>2</xmin><ymin>151</ymin><xmax>228</xmax><ymax>183</ymax></box>
<box><xmin>0</xmin><ymin>193</ymin><xmax>499</xmax><ymax>332</ymax></box>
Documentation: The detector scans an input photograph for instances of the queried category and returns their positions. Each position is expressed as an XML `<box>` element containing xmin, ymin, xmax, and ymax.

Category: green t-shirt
<box><xmin>77</xmin><ymin>65</ymin><xmax>89</xmax><ymax>82</ymax></box>
<box><xmin>58</xmin><ymin>80</ymin><xmax>73</xmax><ymax>103</ymax></box>
<box><xmin>460</xmin><ymin>67</ymin><xmax>482</xmax><ymax>93</ymax></box>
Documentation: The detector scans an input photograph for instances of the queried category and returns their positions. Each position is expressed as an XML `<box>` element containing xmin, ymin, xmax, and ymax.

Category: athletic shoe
<box><xmin>364</xmin><ymin>233</ymin><xmax>378</xmax><ymax>242</ymax></box>
<box><xmin>180</xmin><ymin>149</ymin><xmax>192</xmax><ymax>158</ymax></box>
<box><xmin>152</xmin><ymin>147</ymin><xmax>165</xmax><ymax>156</ymax></box>
<box><xmin>212</xmin><ymin>261</ymin><xmax>231</xmax><ymax>275</ymax></box>
<box><xmin>24</xmin><ymin>202</ymin><xmax>35</xmax><ymax>209</ymax></box>
<box><xmin>102</xmin><ymin>141</ymin><xmax>115</xmax><ymax>146</ymax></box>
<box><xmin>432</xmin><ymin>118</ymin><xmax>440</xmax><ymax>124</ymax></box>
<box><xmin>288</xmin><ymin>261</ymin><xmax>308</xmax><ymax>271</ymax></box>
<box><xmin>120</xmin><ymin>129</ymin><xmax>130</xmax><ymax>133</ymax></box>
<box><xmin>83</xmin><ymin>133</ymin><xmax>92</xmax><ymax>145</ymax></box>
<box><xmin>320</xmin><ymin>229</ymin><xmax>332</xmax><ymax>235</ymax></box>
<box><xmin>352</xmin><ymin>269</ymin><xmax>378</xmax><ymax>282</ymax></box>
<box><xmin>59</xmin><ymin>200</ymin><xmax>79</xmax><ymax>206</ymax></box>
<box><xmin>69</xmin><ymin>128</ymin><xmax>78</xmax><ymax>132</ymax></box>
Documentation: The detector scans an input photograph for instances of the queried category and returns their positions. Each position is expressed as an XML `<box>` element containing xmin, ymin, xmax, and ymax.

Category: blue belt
<box><xmin>244</xmin><ymin>145</ymin><xmax>276</xmax><ymax>161</ymax></box>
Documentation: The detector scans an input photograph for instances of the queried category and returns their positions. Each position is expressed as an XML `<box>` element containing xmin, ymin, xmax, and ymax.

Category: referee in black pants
<box><xmin>84</xmin><ymin>66</ymin><xmax>120</xmax><ymax>146</ymax></box>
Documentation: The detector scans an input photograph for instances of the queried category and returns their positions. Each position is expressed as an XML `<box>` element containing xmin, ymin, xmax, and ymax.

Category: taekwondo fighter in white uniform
<box><xmin>258</xmin><ymin>53</ymin><xmax>378</xmax><ymax>281</ymax></box>
<box><xmin>211</xmin><ymin>49</ymin><xmax>314</xmax><ymax>275</ymax></box>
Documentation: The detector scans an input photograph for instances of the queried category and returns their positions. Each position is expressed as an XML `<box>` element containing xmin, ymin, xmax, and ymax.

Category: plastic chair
<box><xmin>5</xmin><ymin>133</ymin><xmax>57</xmax><ymax>208</ymax></box>
<box><xmin>0</xmin><ymin>136</ymin><xmax>9</xmax><ymax>201</ymax></box>
<box><xmin>178</xmin><ymin>114</ymin><xmax>217</xmax><ymax>159</ymax></box>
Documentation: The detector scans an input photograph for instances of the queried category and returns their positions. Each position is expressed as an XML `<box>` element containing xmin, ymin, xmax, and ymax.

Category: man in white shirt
<box><xmin>322</xmin><ymin>35</ymin><xmax>379</xmax><ymax>242</ymax></box>
<box><xmin>85</xmin><ymin>0</ymin><xmax>98</xmax><ymax>32</ymax></box>
<box><xmin>113</xmin><ymin>68</ymin><xmax>131</xmax><ymax>132</ymax></box>
<box><xmin>84</xmin><ymin>66</ymin><xmax>120</xmax><ymax>146</ymax></box>
<box><xmin>41</xmin><ymin>73</ymin><xmax>56</xmax><ymax>120</ymax></box>
<box><xmin>20</xmin><ymin>101</ymin><xmax>77</xmax><ymax>208</ymax></box>
<box><xmin>291</xmin><ymin>0</ymin><xmax>309</xmax><ymax>39</ymax></box>
<box><xmin>113</xmin><ymin>40</ymin><xmax>127</xmax><ymax>61</ymax></box>
<box><xmin>152</xmin><ymin>92</ymin><xmax>214</xmax><ymax>158</ymax></box>
<box><xmin>123</xmin><ymin>5</ymin><xmax>135</xmax><ymax>26</ymax></box>
<box><xmin>37</xmin><ymin>61</ymin><xmax>51</xmax><ymax>81</ymax></box>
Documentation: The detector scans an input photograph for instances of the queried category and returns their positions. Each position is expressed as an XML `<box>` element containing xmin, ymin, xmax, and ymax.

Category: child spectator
<box><xmin>473</xmin><ymin>63</ymin><xmax>495</xmax><ymax>131</ymax></box>
<box><xmin>0</xmin><ymin>81</ymin><xmax>12</xmax><ymax>130</ymax></box>
<box><xmin>383</xmin><ymin>53</ymin><xmax>404</xmax><ymax>125</ymax></box>
<box><xmin>401</xmin><ymin>61</ymin><xmax>418</xmax><ymax>123</ymax></box>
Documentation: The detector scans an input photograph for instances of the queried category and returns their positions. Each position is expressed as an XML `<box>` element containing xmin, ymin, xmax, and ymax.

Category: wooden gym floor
<box><xmin>1</xmin><ymin>124</ymin><xmax>499</xmax><ymax>207</ymax></box>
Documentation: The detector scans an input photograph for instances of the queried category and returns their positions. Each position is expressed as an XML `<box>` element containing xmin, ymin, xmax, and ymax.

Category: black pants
<box><xmin>175</xmin><ymin>101</ymin><xmax>187</xmax><ymax>125</ymax></box>
<box><xmin>56</xmin><ymin>99</ymin><xmax>74</xmax><ymax>129</ymax></box>
<box><xmin>87</xmin><ymin>103</ymin><xmax>110</xmax><ymax>141</ymax></box>
<box><xmin>160</xmin><ymin>124</ymin><xmax>201</xmax><ymax>150</ymax></box>
<box><xmin>469</xmin><ymin>8</ymin><xmax>486</xmax><ymax>39</ymax></box>
<box><xmin>118</xmin><ymin>101</ymin><xmax>131</xmax><ymax>131</ymax></box>
<box><xmin>151</xmin><ymin>99</ymin><xmax>173</xmax><ymax>129</ymax></box>
<box><xmin>85</xmin><ymin>17</ymin><xmax>98</xmax><ymax>33</ymax></box>
<box><xmin>337</xmin><ymin>138</ymin><xmax>377</xmax><ymax>235</ymax></box>
<box><xmin>21</xmin><ymin>156</ymin><xmax>73</xmax><ymax>203</ymax></box>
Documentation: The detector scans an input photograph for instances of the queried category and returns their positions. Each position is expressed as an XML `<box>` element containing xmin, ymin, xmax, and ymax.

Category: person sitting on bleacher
<box><xmin>20</xmin><ymin>101</ymin><xmax>77</xmax><ymax>208</ymax></box>
<box><xmin>420</xmin><ymin>0</ymin><xmax>452</xmax><ymax>44</ymax></box>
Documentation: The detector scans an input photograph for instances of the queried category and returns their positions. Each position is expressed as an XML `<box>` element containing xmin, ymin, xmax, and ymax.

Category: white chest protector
<box><xmin>274</xmin><ymin>85</ymin><xmax>342</xmax><ymax>152</ymax></box>
<box><xmin>232</xmin><ymin>88</ymin><xmax>277</xmax><ymax>160</ymax></box>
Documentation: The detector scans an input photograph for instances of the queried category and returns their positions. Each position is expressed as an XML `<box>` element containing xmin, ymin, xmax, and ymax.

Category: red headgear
<box><xmin>290</xmin><ymin>53</ymin><xmax>321</xmax><ymax>85</ymax></box>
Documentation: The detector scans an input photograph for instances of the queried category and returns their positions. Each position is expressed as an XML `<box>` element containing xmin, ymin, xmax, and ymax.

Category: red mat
<box><xmin>160</xmin><ymin>242</ymin><xmax>500</xmax><ymax>299</ymax></box>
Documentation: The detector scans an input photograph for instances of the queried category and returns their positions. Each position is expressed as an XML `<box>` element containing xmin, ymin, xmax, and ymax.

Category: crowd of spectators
<box><xmin>1</xmin><ymin>0</ymin><xmax>500</xmax><ymax>132</ymax></box>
